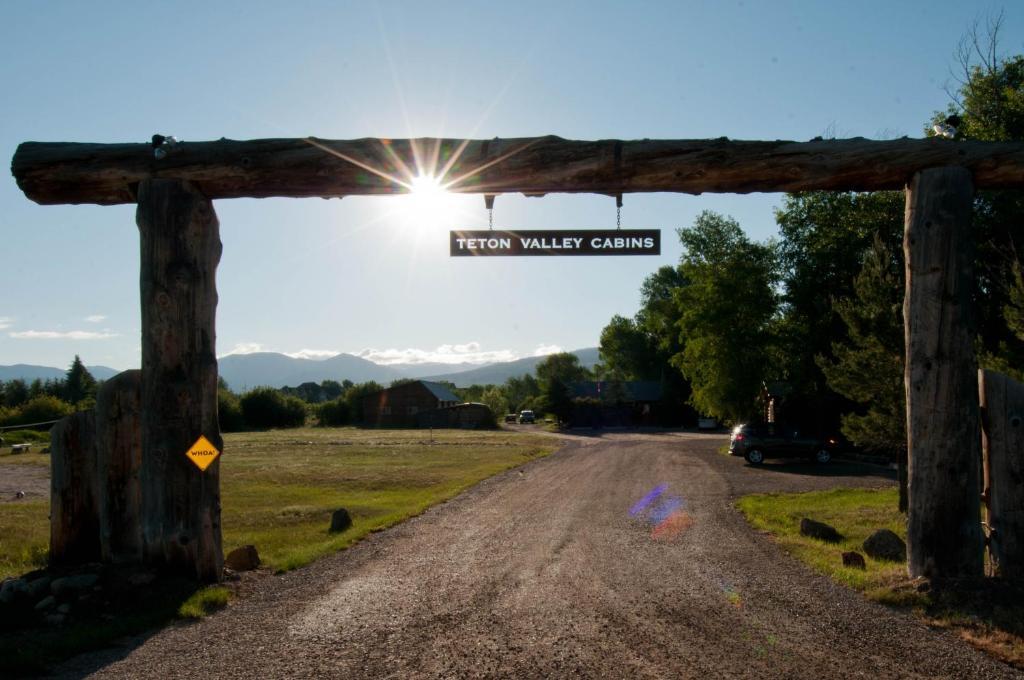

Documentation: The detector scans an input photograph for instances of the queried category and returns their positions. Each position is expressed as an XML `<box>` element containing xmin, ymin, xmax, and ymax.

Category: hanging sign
<box><xmin>185</xmin><ymin>435</ymin><xmax>221</xmax><ymax>472</ymax></box>
<box><xmin>450</xmin><ymin>230</ymin><xmax>660</xmax><ymax>257</ymax></box>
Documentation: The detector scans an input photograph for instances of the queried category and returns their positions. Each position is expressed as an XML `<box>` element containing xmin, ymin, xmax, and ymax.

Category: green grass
<box><xmin>737</xmin><ymin>487</ymin><xmax>1024</xmax><ymax>668</ymax></box>
<box><xmin>0</xmin><ymin>500</ymin><xmax>49</xmax><ymax>578</ymax></box>
<box><xmin>737</xmin><ymin>487</ymin><xmax>907</xmax><ymax>591</ymax></box>
<box><xmin>177</xmin><ymin>586</ymin><xmax>232</xmax><ymax>618</ymax></box>
<box><xmin>218</xmin><ymin>427</ymin><xmax>555</xmax><ymax>572</ymax></box>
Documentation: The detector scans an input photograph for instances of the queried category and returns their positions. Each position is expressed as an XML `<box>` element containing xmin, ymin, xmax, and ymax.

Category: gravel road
<box><xmin>56</xmin><ymin>432</ymin><xmax>1020</xmax><ymax>679</ymax></box>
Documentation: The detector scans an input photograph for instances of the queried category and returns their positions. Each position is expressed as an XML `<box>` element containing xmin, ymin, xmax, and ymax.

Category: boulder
<box><xmin>0</xmin><ymin>578</ymin><xmax>29</xmax><ymax>604</ymax></box>
<box><xmin>842</xmin><ymin>551</ymin><xmax>866</xmax><ymax>569</ymax></box>
<box><xmin>50</xmin><ymin>574</ymin><xmax>99</xmax><ymax>599</ymax></box>
<box><xmin>25</xmin><ymin>576</ymin><xmax>52</xmax><ymax>601</ymax></box>
<box><xmin>224</xmin><ymin>545</ymin><xmax>261</xmax><ymax>572</ymax></box>
<box><xmin>330</xmin><ymin>508</ymin><xmax>353</xmax><ymax>533</ymax></box>
<box><xmin>33</xmin><ymin>595</ymin><xmax>56</xmax><ymax>611</ymax></box>
<box><xmin>863</xmin><ymin>529</ymin><xmax>907</xmax><ymax>562</ymax></box>
<box><xmin>799</xmin><ymin>518</ymin><xmax>842</xmax><ymax>543</ymax></box>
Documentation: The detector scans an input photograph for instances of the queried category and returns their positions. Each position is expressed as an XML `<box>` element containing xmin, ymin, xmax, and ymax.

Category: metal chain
<box><xmin>489</xmin><ymin>208</ymin><xmax>493</xmax><ymax>230</ymax></box>
<box><xmin>617</xmin><ymin>204</ymin><xmax>621</xmax><ymax>230</ymax></box>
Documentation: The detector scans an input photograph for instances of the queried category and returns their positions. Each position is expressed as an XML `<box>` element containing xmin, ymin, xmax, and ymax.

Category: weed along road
<box><xmin>60</xmin><ymin>433</ymin><xmax>1018</xmax><ymax>679</ymax></box>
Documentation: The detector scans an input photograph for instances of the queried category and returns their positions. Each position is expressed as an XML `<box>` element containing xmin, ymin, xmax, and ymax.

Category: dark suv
<box><xmin>729</xmin><ymin>423</ymin><xmax>836</xmax><ymax>465</ymax></box>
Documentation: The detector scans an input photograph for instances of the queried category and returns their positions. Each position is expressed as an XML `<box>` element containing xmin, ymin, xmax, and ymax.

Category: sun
<box><xmin>397</xmin><ymin>173</ymin><xmax>461</xmax><ymax>229</ymax></box>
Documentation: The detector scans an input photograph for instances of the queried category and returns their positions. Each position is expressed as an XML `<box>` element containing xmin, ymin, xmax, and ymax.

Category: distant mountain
<box><xmin>218</xmin><ymin>352</ymin><xmax>406</xmax><ymax>391</ymax></box>
<box><xmin>0</xmin><ymin>363</ymin><xmax>120</xmax><ymax>383</ymax></box>
<box><xmin>422</xmin><ymin>347</ymin><xmax>601</xmax><ymax>387</ymax></box>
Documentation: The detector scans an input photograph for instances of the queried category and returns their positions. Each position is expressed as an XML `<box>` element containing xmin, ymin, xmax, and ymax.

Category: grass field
<box><xmin>0</xmin><ymin>426</ymin><xmax>556</xmax><ymax>579</ymax></box>
<box><xmin>738</xmin><ymin>487</ymin><xmax>1024</xmax><ymax>668</ymax></box>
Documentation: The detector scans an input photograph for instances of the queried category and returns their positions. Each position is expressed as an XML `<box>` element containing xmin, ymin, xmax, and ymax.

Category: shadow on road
<box><xmin>744</xmin><ymin>458</ymin><xmax>896</xmax><ymax>480</ymax></box>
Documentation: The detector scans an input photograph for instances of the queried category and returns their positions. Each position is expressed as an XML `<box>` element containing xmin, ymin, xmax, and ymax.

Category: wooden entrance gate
<box><xmin>12</xmin><ymin>134</ymin><xmax>1024</xmax><ymax>581</ymax></box>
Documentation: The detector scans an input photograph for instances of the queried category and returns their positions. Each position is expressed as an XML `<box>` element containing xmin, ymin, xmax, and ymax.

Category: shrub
<box><xmin>1</xmin><ymin>395</ymin><xmax>74</xmax><ymax>428</ymax></box>
<box><xmin>218</xmin><ymin>389</ymin><xmax>246</xmax><ymax>432</ymax></box>
<box><xmin>240</xmin><ymin>388</ymin><xmax>307</xmax><ymax>429</ymax></box>
<box><xmin>316</xmin><ymin>398</ymin><xmax>350</xmax><ymax>427</ymax></box>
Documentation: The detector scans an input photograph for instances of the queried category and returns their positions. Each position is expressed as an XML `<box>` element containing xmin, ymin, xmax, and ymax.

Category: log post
<box><xmin>137</xmin><ymin>179</ymin><xmax>223</xmax><ymax>583</ymax></box>
<box><xmin>95</xmin><ymin>370</ymin><xmax>142</xmax><ymax>564</ymax></box>
<box><xmin>904</xmin><ymin>166</ymin><xmax>983</xmax><ymax>579</ymax></box>
<box><xmin>979</xmin><ymin>369</ymin><xmax>1024</xmax><ymax>578</ymax></box>
<box><xmin>50</xmin><ymin>411</ymin><xmax>99</xmax><ymax>566</ymax></box>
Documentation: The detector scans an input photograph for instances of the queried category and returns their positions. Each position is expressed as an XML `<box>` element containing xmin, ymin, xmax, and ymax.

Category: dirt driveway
<box><xmin>57</xmin><ymin>432</ymin><xmax>1019</xmax><ymax>679</ymax></box>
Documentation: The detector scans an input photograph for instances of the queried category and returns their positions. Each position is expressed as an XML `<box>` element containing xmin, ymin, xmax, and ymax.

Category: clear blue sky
<box><xmin>1</xmin><ymin>1</ymin><xmax>1021</xmax><ymax>371</ymax></box>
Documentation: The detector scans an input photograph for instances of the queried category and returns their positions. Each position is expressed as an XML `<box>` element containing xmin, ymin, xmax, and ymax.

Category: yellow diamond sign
<box><xmin>185</xmin><ymin>435</ymin><xmax>220</xmax><ymax>471</ymax></box>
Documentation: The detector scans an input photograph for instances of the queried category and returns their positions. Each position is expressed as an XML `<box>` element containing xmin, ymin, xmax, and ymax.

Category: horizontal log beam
<box><xmin>11</xmin><ymin>135</ymin><xmax>1024</xmax><ymax>205</ymax></box>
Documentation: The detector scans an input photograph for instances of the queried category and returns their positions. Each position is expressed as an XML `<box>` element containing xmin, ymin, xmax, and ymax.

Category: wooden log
<box><xmin>904</xmin><ymin>166</ymin><xmax>983</xmax><ymax>579</ymax></box>
<box><xmin>12</xmin><ymin>136</ymin><xmax>1024</xmax><ymax>205</ymax></box>
<box><xmin>50</xmin><ymin>410</ymin><xmax>99</xmax><ymax>566</ymax></box>
<box><xmin>95</xmin><ymin>369</ymin><xmax>142</xmax><ymax>564</ymax></box>
<box><xmin>979</xmin><ymin>369</ymin><xmax>1024</xmax><ymax>578</ymax></box>
<box><xmin>137</xmin><ymin>178</ymin><xmax>223</xmax><ymax>583</ymax></box>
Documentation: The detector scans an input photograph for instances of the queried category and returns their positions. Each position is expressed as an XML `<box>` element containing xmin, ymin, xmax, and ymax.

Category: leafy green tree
<box><xmin>64</xmin><ymin>355</ymin><xmax>97</xmax><ymax>405</ymax></box>
<box><xmin>503</xmin><ymin>374</ymin><xmax>540</xmax><ymax>413</ymax></box>
<box><xmin>478</xmin><ymin>386</ymin><xmax>506</xmax><ymax>426</ymax></box>
<box><xmin>599</xmin><ymin>315</ymin><xmax>659</xmax><ymax>380</ymax></box>
<box><xmin>320</xmin><ymin>380</ymin><xmax>346</xmax><ymax>401</ymax></box>
<box><xmin>5</xmin><ymin>379</ymin><xmax>30</xmax><ymax>408</ymax></box>
<box><xmin>344</xmin><ymin>381</ymin><xmax>384</xmax><ymax>425</ymax></box>
<box><xmin>316</xmin><ymin>397</ymin><xmax>351</xmax><ymax>427</ymax></box>
<box><xmin>218</xmin><ymin>387</ymin><xmax>246</xmax><ymax>432</ymax></box>
<box><xmin>535</xmin><ymin>353</ymin><xmax>590</xmax><ymax>422</ymax></box>
<box><xmin>239</xmin><ymin>388</ymin><xmax>307</xmax><ymax>429</ymax></box>
<box><xmin>672</xmin><ymin>211</ymin><xmax>778</xmax><ymax>423</ymax></box>
<box><xmin>933</xmin><ymin>29</ymin><xmax>1024</xmax><ymax>372</ymax></box>
<box><xmin>773</xmin><ymin>191</ymin><xmax>904</xmax><ymax>429</ymax></box>
<box><xmin>819</xmin><ymin>236</ymin><xmax>906</xmax><ymax>452</ymax></box>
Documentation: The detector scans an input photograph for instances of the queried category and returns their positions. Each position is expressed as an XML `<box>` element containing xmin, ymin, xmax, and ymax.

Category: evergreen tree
<box><xmin>64</xmin><ymin>355</ymin><xmax>97</xmax><ymax>405</ymax></box>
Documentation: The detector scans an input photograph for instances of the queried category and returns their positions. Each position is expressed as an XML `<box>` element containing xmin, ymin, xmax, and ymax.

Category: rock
<box><xmin>50</xmin><ymin>574</ymin><xmax>99</xmax><ymax>599</ymax></box>
<box><xmin>34</xmin><ymin>595</ymin><xmax>56</xmax><ymax>611</ymax></box>
<box><xmin>15</xmin><ymin>491</ymin><xmax>25</xmax><ymax>499</ymax></box>
<box><xmin>863</xmin><ymin>529</ymin><xmax>907</xmax><ymax>562</ymax></box>
<box><xmin>330</xmin><ymin>508</ymin><xmax>353</xmax><ymax>533</ymax></box>
<box><xmin>224</xmin><ymin>545</ymin><xmax>261</xmax><ymax>572</ymax></box>
<box><xmin>45</xmin><ymin>613</ymin><xmax>66</xmax><ymax>626</ymax></box>
<box><xmin>127</xmin><ymin>571</ymin><xmax>156</xmax><ymax>587</ymax></box>
<box><xmin>56</xmin><ymin>603</ymin><xmax>71</xmax><ymax>614</ymax></box>
<box><xmin>799</xmin><ymin>518</ymin><xmax>842</xmax><ymax>543</ymax></box>
<box><xmin>25</xmin><ymin>576</ymin><xmax>52</xmax><ymax>600</ymax></box>
<box><xmin>842</xmin><ymin>551</ymin><xmax>866</xmax><ymax>569</ymax></box>
<box><xmin>0</xmin><ymin>578</ymin><xmax>29</xmax><ymax>604</ymax></box>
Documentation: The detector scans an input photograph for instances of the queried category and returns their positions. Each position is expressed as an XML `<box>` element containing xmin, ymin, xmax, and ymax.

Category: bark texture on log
<box><xmin>137</xmin><ymin>179</ymin><xmax>223</xmax><ymax>583</ymax></box>
<box><xmin>979</xmin><ymin>369</ymin><xmax>1024</xmax><ymax>579</ymax></box>
<box><xmin>12</xmin><ymin>136</ymin><xmax>1024</xmax><ymax>205</ymax></box>
<box><xmin>95</xmin><ymin>369</ymin><xmax>142</xmax><ymax>564</ymax></box>
<box><xmin>50</xmin><ymin>410</ymin><xmax>99</xmax><ymax>566</ymax></box>
<box><xmin>904</xmin><ymin>166</ymin><xmax>983</xmax><ymax>579</ymax></box>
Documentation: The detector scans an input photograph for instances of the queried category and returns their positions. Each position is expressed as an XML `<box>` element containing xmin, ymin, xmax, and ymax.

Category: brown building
<box><xmin>363</xmin><ymin>380</ymin><xmax>461</xmax><ymax>427</ymax></box>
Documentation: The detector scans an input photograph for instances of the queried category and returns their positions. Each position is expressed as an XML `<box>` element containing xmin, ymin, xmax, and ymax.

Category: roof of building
<box><xmin>419</xmin><ymin>380</ymin><xmax>461</xmax><ymax>403</ymax></box>
<box><xmin>569</xmin><ymin>380</ymin><xmax>663</xmax><ymax>402</ymax></box>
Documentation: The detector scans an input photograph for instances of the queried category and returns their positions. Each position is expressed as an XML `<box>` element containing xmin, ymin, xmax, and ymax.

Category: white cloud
<box><xmin>533</xmin><ymin>344</ymin><xmax>563</xmax><ymax>356</ymax></box>
<box><xmin>220</xmin><ymin>342</ymin><xmax>264</xmax><ymax>356</ymax></box>
<box><xmin>284</xmin><ymin>349</ymin><xmax>339</xmax><ymax>360</ymax></box>
<box><xmin>0</xmin><ymin>317</ymin><xmax>11</xmax><ymax>330</ymax></box>
<box><xmin>84</xmin><ymin>315</ymin><xmax>107</xmax><ymax>323</ymax></box>
<box><xmin>10</xmin><ymin>330</ymin><xmax>118</xmax><ymax>340</ymax></box>
<box><xmin>356</xmin><ymin>343</ymin><xmax>518</xmax><ymax>366</ymax></box>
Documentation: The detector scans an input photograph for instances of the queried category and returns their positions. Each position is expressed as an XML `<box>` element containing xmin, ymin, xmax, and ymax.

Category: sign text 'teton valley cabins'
<box><xmin>450</xmin><ymin>230</ymin><xmax>660</xmax><ymax>257</ymax></box>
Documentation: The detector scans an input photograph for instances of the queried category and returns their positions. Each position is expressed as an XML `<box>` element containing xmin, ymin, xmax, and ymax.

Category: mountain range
<box><xmin>0</xmin><ymin>348</ymin><xmax>600</xmax><ymax>391</ymax></box>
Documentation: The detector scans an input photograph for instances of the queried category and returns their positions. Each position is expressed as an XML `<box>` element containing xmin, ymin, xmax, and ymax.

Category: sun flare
<box><xmin>398</xmin><ymin>173</ymin><xmax>460</xmax><ymax>228</ymax></box>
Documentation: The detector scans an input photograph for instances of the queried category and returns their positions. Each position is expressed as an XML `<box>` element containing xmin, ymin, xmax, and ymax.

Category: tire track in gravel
<box><xmin>55</xmin><ymin>433</ymin><xmax>1021</xmax><ymax>679</ymax></box>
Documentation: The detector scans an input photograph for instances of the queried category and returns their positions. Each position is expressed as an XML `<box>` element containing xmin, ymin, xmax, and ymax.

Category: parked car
<box><xmin>729</xmin><ymin>423</ymin><xmax>837</xmax><ymax>465</ymax></box>
<box><xmin>518</xmin><ymin>410</ymin><xmax>536</xmax><ymax>424</ymax></box>
<box><xmin>505</xmin><ymin>413</ymin><xmax>518</xmax><ymax>423</ymax></box>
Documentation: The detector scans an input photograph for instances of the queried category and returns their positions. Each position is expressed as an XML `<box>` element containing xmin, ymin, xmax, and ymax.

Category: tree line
<box><xmin>0</xmin><ymin>355</ymin><xmax>97</xmax><ymax>428</ymax></box>
<box><xmin>597</xmin><ymin>35</ymin><xmax>1024</xmax><ymax>465</ymax></box>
